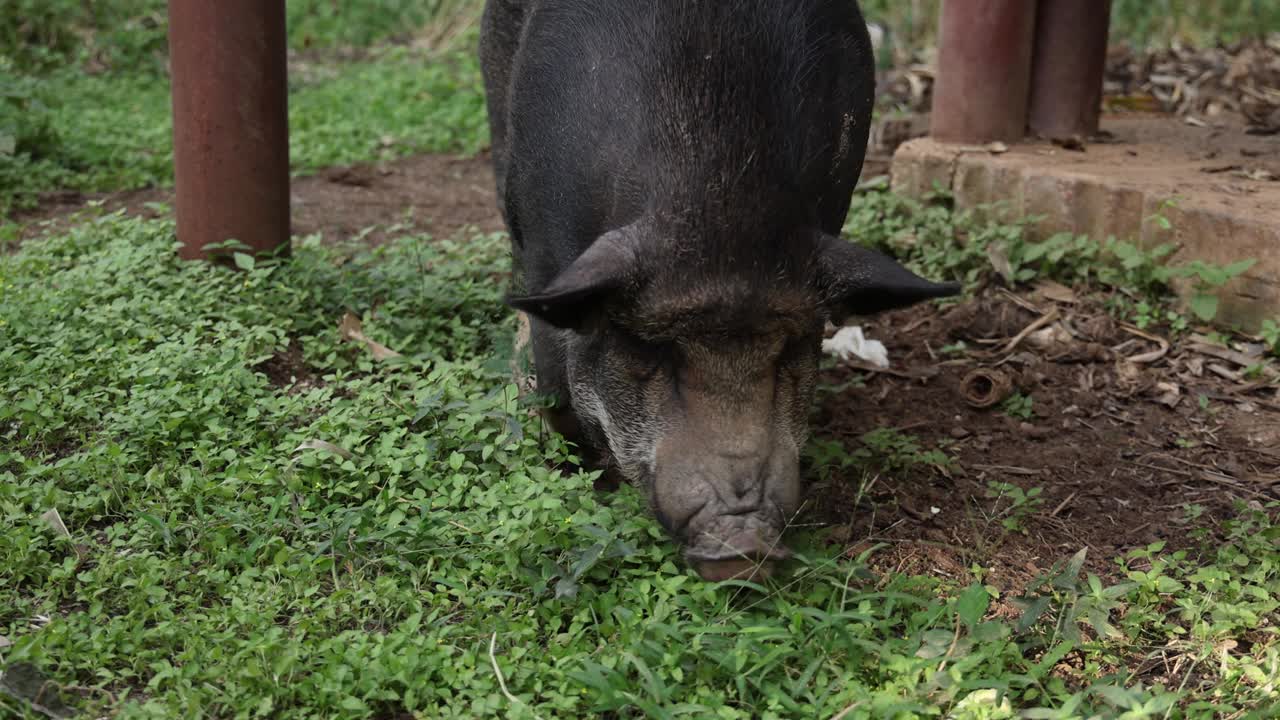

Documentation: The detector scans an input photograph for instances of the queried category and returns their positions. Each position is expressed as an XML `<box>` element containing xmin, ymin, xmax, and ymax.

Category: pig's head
<box><xmin>509</xmin><ymin>218</ymin><xmax>958</xmax><ymax>581</ymax></box>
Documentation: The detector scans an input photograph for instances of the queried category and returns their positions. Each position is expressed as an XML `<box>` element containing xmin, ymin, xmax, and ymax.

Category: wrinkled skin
<box><xmin>479</xmin><ymin>0</ymin><xmax>959</xmax><ymax>581</ymax></box>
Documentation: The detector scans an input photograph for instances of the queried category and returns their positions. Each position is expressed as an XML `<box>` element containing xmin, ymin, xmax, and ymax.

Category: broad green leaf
<box><xmin>956</xmin><ymin>583</ymin><xmax>990</xmax><ymax>628</ymax></box>
<box><xmin>1189</xmin><ymin>292</ymin><xmax>1219</xmax><ymax>321</ymax></box>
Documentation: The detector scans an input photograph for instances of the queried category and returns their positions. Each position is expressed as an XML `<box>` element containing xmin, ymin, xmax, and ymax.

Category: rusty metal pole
<box><xmin>167</xmin><ymin>0</ymin><xmax>290</xmax><ymax>261</ymax></box>
<box><xmin>930</xmin><ymin>0</ymin><xmax>1038</xmax><ymax>144</ymax></box>
<box><xmin>1027</xmin><ymin>0</ymin><xmax>1112</xmax><ymax>139</ymax></box>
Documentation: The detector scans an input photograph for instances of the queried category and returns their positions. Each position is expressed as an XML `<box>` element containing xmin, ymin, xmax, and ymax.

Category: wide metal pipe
<box><xmin>1028</xmin><ymin>0</ymin><xmax>1112</xmax><ymax>138</ymax></box>
<box><xmin>167</xmin><ymin>0</ymin><xmax>290</xmax><ymax>261</ymax></box>
<box><xmin>930</xmin><ymin>0</ymin><xmax>1038</xmax><ymax>144</ymax></box>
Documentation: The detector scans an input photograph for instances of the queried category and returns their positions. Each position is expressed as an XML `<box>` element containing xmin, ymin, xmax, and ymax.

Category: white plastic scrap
<box><xmin>866</xmin><ymin>22</ymin><xmax>885</xmax><ymax>57</ymax></box>
<box><xmin>821</xmin><ymin>325</ymin><xmax>890</xmax><ymax>369</ymax></box>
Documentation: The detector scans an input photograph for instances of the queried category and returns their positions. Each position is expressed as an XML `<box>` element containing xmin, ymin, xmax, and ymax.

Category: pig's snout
<box><xmin>682</xmin><ymin>514</ymin><xmax>794</xmax><ymax>582</ymax></box>
<box><xmin>652</xmin><ymin>425</ymin><xmax>802</xmax><ymax>582</ymax></box>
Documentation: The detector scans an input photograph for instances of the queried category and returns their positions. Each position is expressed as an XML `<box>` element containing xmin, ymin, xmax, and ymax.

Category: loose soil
<box><xmin>14</xmin><ymin>151</ymin><xmax>1280</xmax><ymax>597</ymax></box>
<box><xmin>810</xmin><ymin>291</ymin><xmax>1280</xmax><ymax>593</ymax></box>
<box><xmin>11</xmin><ymin>152</ymin><xmax>504</xmax><ymax>248</ymax></box>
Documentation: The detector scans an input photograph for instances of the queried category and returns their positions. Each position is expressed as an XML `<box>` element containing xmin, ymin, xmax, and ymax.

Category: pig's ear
<box><xmin>816</xmin><ymin>234</ymin><xmax>961</xmax><ymax>321</ymax></box>
<box><xmin>507</xmin><ymin>225</ymin><xmax>641</xmax><ymax>330</ymax></box>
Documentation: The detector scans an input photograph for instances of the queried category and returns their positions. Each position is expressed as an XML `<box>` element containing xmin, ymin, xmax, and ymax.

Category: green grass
<box><xmin>2</xmin><ymin>211</ymin><xmax>1278</xmax><ymax>718</ymax></box>
<box><xmin>0</xmin><ymin>0</ymin><xmax>474</xmax><ymax>72</ymax></box>
<box><xmin>5</xmin><ymin>0</ymin><xmax>1277</xmax><ymax>215</ymax></box>
<box><xmin>842</xmin><ymin>187</ymin><xmax>1263</xmax><ymax>331</ymax></box>
<box><xmin>1</xmin><ymin>47</ymin><xmax>487</xmax><ymax>216</ymax></box>
<box><xmin>3</xmin><ymin>5</ymin><xmax>1280</xmax><ymax>712</ymax></box>
<box><xmin>7</xmin><ymin>0</ymin><xmax>1274</xmax><ymax>74</ymax></box>
<box><xmin>0</xmin><ymin>70</ymin><xmax>174</xmax><ymax>212</ymax></box>
<box><xmin>288</xmin><ymin>48</ymin><xmax>487</xmax><ymax>172</ymax></box>
<box><xmin>1</xmin><ymin>1</ymin><xmax>488</xmax><ymax>216</ymax></box>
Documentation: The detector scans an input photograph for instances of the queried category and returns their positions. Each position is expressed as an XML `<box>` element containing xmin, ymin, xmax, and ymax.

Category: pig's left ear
<box><xmin>816</xmin><ymin>234</ymin><xmax>961</xmax><ymax>321</ymax></box>
<box><xmin>507</xmin><ymin>224</ymin><xmax>641</xmax><ymax>330</ymax></box>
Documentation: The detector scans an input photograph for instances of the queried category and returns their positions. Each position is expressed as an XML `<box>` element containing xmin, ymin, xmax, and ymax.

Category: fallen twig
<box><xmin>998</xmin><ymin>289</ymin><xmax>1045</xmax><ymax>315</ymax></box>
<box><xmin>971</xmin><ymin>464</ymin><xmax>1041</xmax><ymax>476</ymax></box>
<box><xmin>1188</xmin><ymin>339</ymin><xmax>1278</xmax><ymax>378</ymax></box>
<box><xmin>1049</xmin><ymin>491</ymin><xmax>1078</xmax><ymax>518</ymax></box>
<box><xmin>1002</xmin><ymin>308</ymin><xmax>1060</xmax><ymax>354</ymax></box>
<box><xmin>1119</xmin><ymin>323</ymin><xmax>1170</xmax><ymax>364</ymax></box>
<box><xmin>489</xmin><ymin>633</ymin><xmax>543</xmax><ymax>720</ymax></box>
<box><xmin>848</xmin><ymin>361</ymin><xmax>937</xmax><ymax>380</ymax></box>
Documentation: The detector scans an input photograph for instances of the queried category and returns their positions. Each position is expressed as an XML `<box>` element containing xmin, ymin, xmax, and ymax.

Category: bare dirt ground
<box><xmin>14</xmin><ymin>151</ymin><xmax>1280</xmax><ymax>597</ymax></box>
<box><xmin>13</xmin><ymin>152</ymin><xmax>505</xmax><ymax>247</ymax></box>
<box><xmin>810</xmin><ymin>291</ymin><xmax>1280</xmax><ymax>593</ymax></box>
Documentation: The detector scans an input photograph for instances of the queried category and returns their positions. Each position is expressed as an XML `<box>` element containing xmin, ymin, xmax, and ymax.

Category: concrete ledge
<box><xmin>890</xmin><ymin>116</ymin><xmax>1280</xmax><ymax>330</ymax></box>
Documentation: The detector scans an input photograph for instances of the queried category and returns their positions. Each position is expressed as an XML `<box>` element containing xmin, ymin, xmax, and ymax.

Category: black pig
<box><xmin>479</xmin><ymin>0</ymin><xmax>959</xmax><ymax>581</ymax></box>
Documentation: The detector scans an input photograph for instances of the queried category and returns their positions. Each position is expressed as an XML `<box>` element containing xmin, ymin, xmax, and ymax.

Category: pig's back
<box><xmin>503</xmin><ymin>0</ymin><xmax>875</xmax><ymax>289</ymax></box>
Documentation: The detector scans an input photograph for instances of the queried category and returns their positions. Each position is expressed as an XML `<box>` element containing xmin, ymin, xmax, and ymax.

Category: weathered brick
<box><xmin>889</xmin><ymin>118</ymin><xmax>1280</xmax><ymax>331</ymax></box>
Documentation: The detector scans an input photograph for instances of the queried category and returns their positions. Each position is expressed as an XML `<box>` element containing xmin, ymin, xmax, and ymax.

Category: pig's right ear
<box><xmin>506</xmin><ymin>226</ymin><xmax>641</xmax><ymax>330</ymax></box>
<box><xmin>816</xmin><ymin>234</ymin><xmax>962</xmax><ymax>322</ymax></box>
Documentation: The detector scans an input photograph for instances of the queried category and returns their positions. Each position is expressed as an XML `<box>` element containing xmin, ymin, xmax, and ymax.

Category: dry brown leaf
<box><xmin>1184</xmin><ymin>356</ymin><xmax>1205</xmax><ymax>377</ymax></box>
<box><xmin>39</xmin><ymin>508</ymin><xmax>89</xmax><ymax>561</ymax></box>
<box><xmin>986</xmin><ymin>243</ymin><xmax>1015</xmax><ymax>286</ymax></box>
<box><xmin>338</xmin><ymin>312</ymin><xmax>402</xmax><ymax>360</ymax></box>
<box><xmin>1035</xmin><ymin>280</ymin><xmax>1078</xmax><ymax>304</ymax></box>
<box><xmin>293</xmin><ymin>439</ymin><xmax>353</xmax><ymax>460</ymax></box>
<box><xmin>1153</xmin><ymin>381</ymin><xmax>1183</xmax><ymax>408</ymax></box>
<box><xmin>1026</xmin><ymin>325</ymin><xmax>1074</xmax><ymax>350</ymax></box>
<box><xmin>40</xmin><ymin>508</ymin><xmax>71</xmax><ymax>540</ymax></box>
<box><xmin>1206</xmin><ymin>363</ymin><xmax>1243</xmax><ymax>382</ymax></box>
<box><xmin>1241</xmin><ymin>168</ymin><xmax>1277</xmax><ymax>181</ymax></box>
<box><xmin>1188</xmin><ymin>341</ymin><xmax>1276</xmax><ymax>378</ymax></box>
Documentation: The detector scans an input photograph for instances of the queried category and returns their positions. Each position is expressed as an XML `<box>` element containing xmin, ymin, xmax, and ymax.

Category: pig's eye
<box><xmin>610</xmin><ymin>326</ymin><xmax>673</xmax><ymax>381</ymax></box>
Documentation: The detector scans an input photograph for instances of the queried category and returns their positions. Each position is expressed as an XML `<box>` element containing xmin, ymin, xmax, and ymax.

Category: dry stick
<box><xmin>1228</xmin><ymin>380</ymin><xmax>1276</xmax><ymax>395</ymax></box>
<box><xmin>901</xmin><ymin>315</ymin><xmax>934</xmax><ymax>333</ymax></box>
<box><xmin>1119</xmin><ymin>323</ymin><xmax>1171</xmax><ymax>364</ymax></box>
<box><xmin>830</xmin><ymin>702</ymin><xmax>864</xmax><ymax>720</ymax></box>
<box><xmin>1130</xmin><ymin>457</ymin><xmax>1273</xmax><ymax>500</ymax></box>
<box><xmin>1049</xmin><ymin>491</ymin><xmax>1078</xmax><ymax>518</ymax></box>
<box><xmin>998</xmin><ymin>288</ymin><xmax>1044</xmax><ymax>315</ymax></box>
<box><xmin>971</xmin><ymin>464</ymin><xmax>1041</xmax><ymax>476</ymax></box>
<box><xmin>1206</xmin><ymin>363</ymin><xmax>1243</xmax><ymax>382</ymax></box>
<box><xmin>1199</xmin><ymin>471</ymin><xmax>1274</xmax><ymax>500</ymax></box>
<box><xmin>489</xmin><ymin>633</ymin><xmax>543</xmax><ymax>720</ymax></box>
<box><xmin>1188</xmin><ymin>340</ymin><xmax>1280</xmax><ymax>378</ymax></box>
<box><xmin>848</xmin><ymin>361</ymin><xmax>934</xmax><ymax>380</ymax></box>
<box><xmin>447</xmin><ymin>519</ymin><xmax>476</xmax><ymax>534</ymax></box>
<box><xmin>1002</xmin><ymin>308</ymin><xmax>1061</xmax><ymax>354</ymax></box>
<box><xmin>936</xmin><ymin>617</ymin><xmax>966</xmax><ymax>675</ymax></box>
<box><xmin>1125</xmin><ymin>460</ymin><xmax>1195</xmax><ymax>479</ymax></box>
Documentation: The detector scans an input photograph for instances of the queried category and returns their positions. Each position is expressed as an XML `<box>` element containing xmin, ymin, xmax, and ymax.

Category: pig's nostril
<box><xmin>667</xmin><ymin>498</ymin><xmax>708</xmax><ymax>537</ymax></box>
<box><xmin>729</xmin><ymin>469</ymin><xmax>767</xmax><ymax>501</ymax></box>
